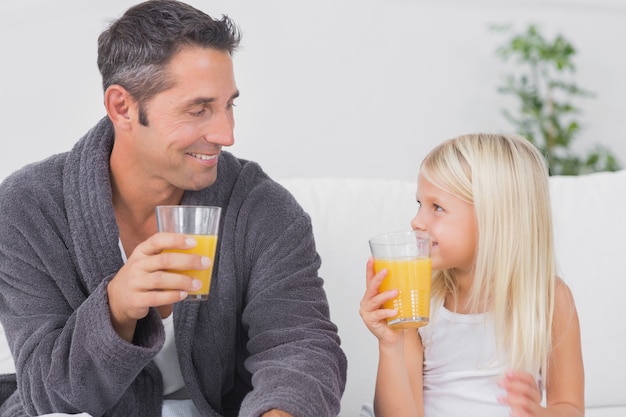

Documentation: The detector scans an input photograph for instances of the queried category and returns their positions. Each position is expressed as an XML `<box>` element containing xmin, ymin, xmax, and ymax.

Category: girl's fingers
<box><xmin>497</xmin><ymin>371</ymin><xmax>542</xmax><ymax>416</ymax></box>
<box><xmin>360</xmin><ymin>286</ymin><xmax>397</xmax><ymax>313</ymax></box>
<box><xmin>503</xmin><ymin>372</ymin><xmax>541</xmax><ymax>399</ymax></box>
<box><xmin>360</xmin><ymin>307</ymin><xmax>398</xmax><ymax>335</ymax></box>
<box><xmin>361</xmin><ymin>257</ymin><xmax>405</xmax><ymax>344</ymax></box>
<box><xmin>365</xmin><ymin>290</ymin><xmax>397</xmax><ymax>310</ymax></box>
<box><xmin>364</xmin><ymin>260</ymin><xmax>388</xmax><ymax>295</ymax></box>
<box><xmin>365</xmin><ymin>256</ymin><xmax>376</xmax><ymax>279</ymax></box>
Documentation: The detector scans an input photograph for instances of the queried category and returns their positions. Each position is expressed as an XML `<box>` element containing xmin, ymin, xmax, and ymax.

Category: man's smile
<box><xmin>187</xmin><ymin>152</ymin><xmax>218</xmax><ymax>161</ymax></box>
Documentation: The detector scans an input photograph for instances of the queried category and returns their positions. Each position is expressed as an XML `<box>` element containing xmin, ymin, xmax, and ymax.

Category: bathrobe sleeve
<box><xmin>234</xmin><ymin>179</ymin><xmax>347</xmax><ymax>417</ymax></box>
<box><xmin>0</xmin><ymin>162</ymin><xmax>164</xmax><ymax>416</ymax></box>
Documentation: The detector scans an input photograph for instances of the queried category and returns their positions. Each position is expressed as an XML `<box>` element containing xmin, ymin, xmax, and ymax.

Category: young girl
<box><xmin>359</xmin><ymin>134</ymin><xmax>584</xmax><ymax>417</ymax></box>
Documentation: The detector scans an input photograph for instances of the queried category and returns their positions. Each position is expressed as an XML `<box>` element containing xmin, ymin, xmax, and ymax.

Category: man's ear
<box><xmin>104</xmin><ymin>85</ymin><xmax>135</xmax><ymax>130</ymax></box>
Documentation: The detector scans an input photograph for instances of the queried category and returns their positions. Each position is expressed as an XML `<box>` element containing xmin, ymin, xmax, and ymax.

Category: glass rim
<box><xmin>369</xmin><ymin>230</ymin><xmax>429</xmax><ymax>244</ymax></box>
<box><xmin>155</xmin><ymin>205</ymin><xmax>221</xmax><ymax>210</ymax></box>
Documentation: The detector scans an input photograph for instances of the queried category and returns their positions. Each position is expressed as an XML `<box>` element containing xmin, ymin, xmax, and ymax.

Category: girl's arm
<box><xmin>360</xmin><ymin>257</ymin><xmax>424</xmax><ymax>417</ymax></box>
<box><xmin>543</xmin><ymin>278</ymin><xmax>585</xmax><ymax>416</ymax></box>
<box><xmin>373</xmin><ymin>329</ymin><xmax>423</xmax><ymax>417</ymax></box>
<box><xmin>500</xmin><ymin>278</ymin><xmax>585</xmax><ymax>417</ymax></box>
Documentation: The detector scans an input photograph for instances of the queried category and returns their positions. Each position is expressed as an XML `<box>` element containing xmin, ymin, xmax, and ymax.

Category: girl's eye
<box><xmin>434</xmin><ymin>204</ymin><xmax>443</xmax><ymax>212</ymax></box>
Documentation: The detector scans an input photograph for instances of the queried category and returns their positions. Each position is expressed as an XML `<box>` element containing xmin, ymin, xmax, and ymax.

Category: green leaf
<box><xmin>491</xmin><ymin>22</ymin><xmax>621</xmax><ymax>175</ymax></box>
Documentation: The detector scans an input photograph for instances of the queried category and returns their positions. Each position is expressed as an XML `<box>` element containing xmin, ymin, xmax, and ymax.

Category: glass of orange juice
<box><xmin>369</xmin><ymin>230</ymin><xmax>431</xmax><ymax>329</ymax></box>
<box><xmin>155</xmin><ymin>205</ymin><xmax>221</xmax><ymax>301</ymax></box>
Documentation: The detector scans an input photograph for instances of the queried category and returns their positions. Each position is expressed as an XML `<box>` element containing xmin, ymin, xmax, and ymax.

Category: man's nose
<box><xmin>204</xmin><ymin>111</ymin><xmax>235</xmax><ymax>147</ymax></box>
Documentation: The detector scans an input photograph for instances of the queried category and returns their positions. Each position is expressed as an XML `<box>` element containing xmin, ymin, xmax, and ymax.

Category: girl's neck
<box><xmin>444</xmin><ymin>289</ymin><xmax>472</xmax><ymax>314</ymax></box>
<box><xmin>444</xmin><ymin>269</ymin><xmax>486</xmax><ymax>314</ymax></box>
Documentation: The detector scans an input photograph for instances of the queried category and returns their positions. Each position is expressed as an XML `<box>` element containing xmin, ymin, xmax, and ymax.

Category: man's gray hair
<box><xmin>97</xmin><ymin>0</ymin><xmax>241</xmax><ymax>125</ymax></box>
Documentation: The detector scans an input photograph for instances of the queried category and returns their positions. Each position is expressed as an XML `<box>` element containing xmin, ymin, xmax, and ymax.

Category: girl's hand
<box><xmin>359</xmin><ymin>257</ymin><xmax>403</xmax><ymax>346</ymax></box>
<box><xmin>497</xmin><ymin>371</ymin><xmax>542</xmax><ymax>417</ymax></box>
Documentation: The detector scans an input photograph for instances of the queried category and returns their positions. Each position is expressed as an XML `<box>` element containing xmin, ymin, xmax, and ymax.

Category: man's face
<box><xmin>130</xmin><ymin>46</ymin><xmax>239</xmax><ymax>191</ymax></box>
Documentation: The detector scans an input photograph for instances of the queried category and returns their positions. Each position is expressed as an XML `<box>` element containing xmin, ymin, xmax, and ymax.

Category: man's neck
<box><xmin>109</xmin><ymin>141</ymin><xmax>184</xmax><ymax>254</ymax></box>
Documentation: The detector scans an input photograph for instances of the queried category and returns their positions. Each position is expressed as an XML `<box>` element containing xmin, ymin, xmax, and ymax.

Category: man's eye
<box><xmin>190</xmin><ymin>109</ymin><xmax>206</xmax><ymax>117</ymax></box>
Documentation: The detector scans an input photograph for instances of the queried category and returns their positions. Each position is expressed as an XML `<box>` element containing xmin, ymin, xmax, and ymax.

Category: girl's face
<box><xmin>411</xmin><ymin>172</ymin><xmax>478</xmax><ymax>277</ymax></box>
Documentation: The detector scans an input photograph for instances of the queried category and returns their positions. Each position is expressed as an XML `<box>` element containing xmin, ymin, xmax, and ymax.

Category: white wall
<box><xmin>1</xmin><ymin>0</ymin><xmax>625</xmax><ymax>184</ymax></box>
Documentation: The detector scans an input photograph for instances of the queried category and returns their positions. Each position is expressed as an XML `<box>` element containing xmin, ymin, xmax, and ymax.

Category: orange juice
<box><xmin>164</xmin><ymin>234</ymin><xmax>218</xmax><ymax>300</ymax></box>
<box><xmin>374</xmin><ymin>257</ymin><xmax>431</xmax><ymax>329</ymax></box>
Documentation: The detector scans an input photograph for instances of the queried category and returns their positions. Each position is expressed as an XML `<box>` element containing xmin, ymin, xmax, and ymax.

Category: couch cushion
<box><xmin>549</xmin><ymin>170</ymin><xmax>626</xmax><ymax>409</ymax></box>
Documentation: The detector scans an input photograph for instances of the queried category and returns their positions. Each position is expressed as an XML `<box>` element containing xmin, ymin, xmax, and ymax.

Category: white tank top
<box><xmin>418</xmin><ymin>301</ymin><xmax>511</xmax><ymax>417</ymax></box>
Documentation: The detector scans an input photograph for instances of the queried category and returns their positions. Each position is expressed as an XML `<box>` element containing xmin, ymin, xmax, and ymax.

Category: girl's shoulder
<box><xmin>552</xmin><ymin>277</ymin><xmax>581</xmax><ymax>343</ymax></box>
<box><xmin>554</xmin><ymin>277</ymin><xmax>578</xmax><ymax>316</ymax></box>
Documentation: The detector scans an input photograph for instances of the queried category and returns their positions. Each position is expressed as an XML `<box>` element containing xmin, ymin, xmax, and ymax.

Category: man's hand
<box><xmin>107</xmin><ymin>233</ymin><xmax>210</xmax><ymax>342</ymax></box>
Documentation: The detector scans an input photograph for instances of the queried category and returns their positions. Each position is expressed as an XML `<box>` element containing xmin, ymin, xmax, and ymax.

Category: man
<box><xmin>0</xmin><ymin>1</ymin><xmax>347</xmax><ymax>416</ymax></box>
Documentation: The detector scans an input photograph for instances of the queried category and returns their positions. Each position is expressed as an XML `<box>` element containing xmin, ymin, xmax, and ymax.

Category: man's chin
<box><xmin>185</xmin><ymin>176</ymin><xmax>218</xmax><ymax>191</ymax></box>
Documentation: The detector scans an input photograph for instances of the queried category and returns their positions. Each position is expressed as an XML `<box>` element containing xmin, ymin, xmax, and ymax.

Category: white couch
<box><xmin>1</xmin><ymin>171</ymin><xmax>625</xmax><ymax>416</ymax></box>
<box><xmin>279</xmin><ymin>170</ymin><xmax>626</xmax><ymax>417</ymax></box>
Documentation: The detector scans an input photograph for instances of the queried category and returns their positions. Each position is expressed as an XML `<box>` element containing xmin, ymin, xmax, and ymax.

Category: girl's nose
<box><xmin>410</xmin><ymin>212</ymin><xmax>426</xmax><ymax>232</ymax></box>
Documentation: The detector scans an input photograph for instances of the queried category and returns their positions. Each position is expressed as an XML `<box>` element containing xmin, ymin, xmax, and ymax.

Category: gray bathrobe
<box><xmin>0</xmin><ymin>117</ymin><xmax>347</xmax><ymax>417</ymax></box>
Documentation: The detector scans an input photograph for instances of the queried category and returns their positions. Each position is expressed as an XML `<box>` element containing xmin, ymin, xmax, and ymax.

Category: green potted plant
<box><xmin>491</xmin><ymin>24</ymin><xmax>621</xmax><ymax>175</ymax></box>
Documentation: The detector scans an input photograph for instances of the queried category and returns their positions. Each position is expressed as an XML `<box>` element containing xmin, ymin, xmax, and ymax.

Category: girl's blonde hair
<box><xmin>420</xmin><ymin>133</ymin><xmax>555</xmax><ymax>377</ymax></box>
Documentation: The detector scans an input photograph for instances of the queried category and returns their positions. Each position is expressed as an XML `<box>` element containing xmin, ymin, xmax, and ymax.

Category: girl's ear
<box><xmin>104</xmin><ymin>85</ymin><xmax>135</xmax><ymax>131</ymax></box>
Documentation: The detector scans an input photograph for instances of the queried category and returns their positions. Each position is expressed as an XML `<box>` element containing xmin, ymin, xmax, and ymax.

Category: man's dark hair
<box><xmin>97</xmin><ymin>0</ymin><xmax>241</xmax><ymax>125</ymax></box>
